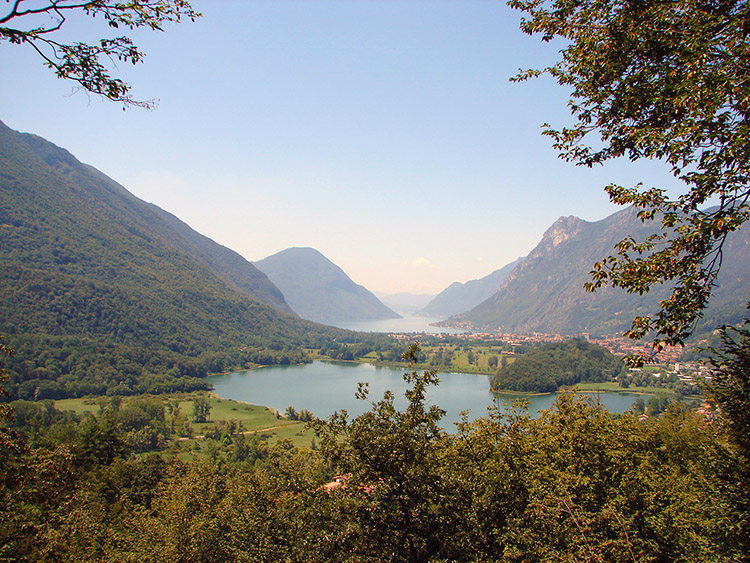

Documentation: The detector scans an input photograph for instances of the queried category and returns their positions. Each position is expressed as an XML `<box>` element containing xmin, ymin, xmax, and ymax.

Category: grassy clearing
<box><xmin>54</xmin><ymin>396</ymin><xmax>106</xmax><ymax>415</ymax></box>
<box><xmin>188</xmin><ymin>394</ymin><xmax>315</xmax><ymax>447</ymax></box>
<box><xmin>181</xmin><ymin>394</ymin><xmax>287</xmax><ymax>432</ymax></box>
<box><xmin>53</xmin><ymin>392</ymin><xmax>313</xmax><ymax>446</ymax></box>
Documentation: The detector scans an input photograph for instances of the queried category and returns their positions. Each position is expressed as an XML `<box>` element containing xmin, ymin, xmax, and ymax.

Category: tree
<box><xmin>297</xmin><ymin>408</ymin><xmax>313</xmax><ymax>423</ymax></box>
<box><xmin>708</xmin><ymin>319</ymin><xmax>750</xmax><ymax>458</ymax></box>
<box><xmin>192</xmin><ymin>396</ymin><xmax>211</xmax><ymax>423</ymax></box>
<box><xmin>510</xmin><ymin>0</ymin><xmax>750</xmax><ymax>361</ymax></box>
<box><xmin>487</xmin><ymin>355</ymin><xmax>499</xmax><ymax>370</ymax></box>
<box><xmin>706</xmin><ymin>319</ymin><xmax>750</xmax><ymax>552</ymax></box>
<box><xmin>1</xmin><ymin>1</ymin><xmax>200</xmax><ymax>108</ymax></box>
<box><xmin>0</xmin><ymin>335</ymin><xmax>22</xmax><ymax>455</ymax></box>
<box><xmin>313</xmin><ymin>344</ymin><xmax>450</xmax><ymax>563</ymax></box>
<box><xmin>77</xmin><ymin>410</ymin><xmax>125</xmax><ymax>465</ymax></box>
<box><xmin>0</xmin><ymin>336</ymin><xmax>14</xmax><ymax>425</ymax></box>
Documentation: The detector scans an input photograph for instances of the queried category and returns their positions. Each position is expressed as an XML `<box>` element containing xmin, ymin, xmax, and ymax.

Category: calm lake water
<box><xmin>208</xmin><ymin>361</ymin><xmax>647</xmax><ymax>428</ymax></box>
<box><xmin>328</xmin><ymin>314</ymin><xmax>465</xmax><ymax>334</ymax></box>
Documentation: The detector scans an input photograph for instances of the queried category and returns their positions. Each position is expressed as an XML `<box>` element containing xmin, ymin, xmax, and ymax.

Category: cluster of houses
<box><xmin>387</xmin><ymin>327</ymin><xmax>713</xmax><ymax>389</ymax></box>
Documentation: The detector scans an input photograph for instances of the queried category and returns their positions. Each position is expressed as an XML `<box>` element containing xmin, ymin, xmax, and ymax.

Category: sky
<box><xmin>0</xmin><ymin>0</ymin><xmax>682</xmax><ymax>295</ymax></box>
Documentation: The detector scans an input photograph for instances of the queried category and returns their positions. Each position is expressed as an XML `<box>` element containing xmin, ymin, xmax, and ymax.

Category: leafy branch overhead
<box><xmin>0</xmin><ymin>1</ymin><xmax>200</xmax><ymax>108</ymax></box>
<box><xmin>510</xmin><ymin>0</ymin><xmax>750</xmax><ymax>362</ymax></box>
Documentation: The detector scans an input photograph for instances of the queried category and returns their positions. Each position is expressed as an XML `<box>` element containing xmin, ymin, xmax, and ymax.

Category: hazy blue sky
<box><xmin>1</xmin><ymin>0</ymin><xmax>680</xmax><ymax>294</ymax></box>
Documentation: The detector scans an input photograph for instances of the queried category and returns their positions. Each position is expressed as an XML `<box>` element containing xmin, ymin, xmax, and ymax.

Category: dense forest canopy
<box><xmin>1</xmin><ymin>348</ymin><xmax>748</xmax><ymax>561</ymax></box>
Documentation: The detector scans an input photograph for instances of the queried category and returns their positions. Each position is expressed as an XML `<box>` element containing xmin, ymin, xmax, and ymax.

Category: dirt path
<box><xmin>175</xmin><ymin>423</ymin><xmax>297</xmax><ymax>441</ymax></box>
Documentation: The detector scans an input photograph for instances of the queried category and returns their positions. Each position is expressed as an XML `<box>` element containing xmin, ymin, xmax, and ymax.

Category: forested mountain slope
<box><xmin>419</xmin><ymin>258</ymin><xmax>522</xmax><ymax>319</ymax></box>
<box><xmin>0</xmin><ymin>121</ymin><xmax>349</xmax><ymax>399</ymax></box>
<box><xmin>255</xmin><ymin>247</ymin><xmax>400</xmax><ymax>324</ymax></box>
<box><xmin>140</xmin><ymin>202</ymin><xmax>294</xmax><ymax>315</ymax></box>
<box><xmin>452</xmin><ymin>207</ymin><xmax>750</xmax><ymax>336</ymax></box>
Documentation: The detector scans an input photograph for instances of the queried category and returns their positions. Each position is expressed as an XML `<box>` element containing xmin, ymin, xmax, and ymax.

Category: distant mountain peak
<box><xmin>255</xmin><ymin>248</ymin><xmax>400</xmax><ymax>324</ymax></box>
<box><xmin>418</xmin><ymin>258</ymin><xmax>523</xmax><ymax>319</ymax></box>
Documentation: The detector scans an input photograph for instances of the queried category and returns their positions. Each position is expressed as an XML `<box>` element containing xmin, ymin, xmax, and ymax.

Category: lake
<box><xmin>327</xmin><ymin>314</ymin><xmax>466</xmax><ymax>334</ymax></box>
<box><xmin>208</xmin><ymin>361</ymin><xmax>648</xmax><ymax>428</ymax></box>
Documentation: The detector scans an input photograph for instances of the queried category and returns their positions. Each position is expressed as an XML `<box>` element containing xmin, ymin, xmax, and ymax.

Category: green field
<box><xmin>53</xmin><ymin>392</ymin><xmax>316</xmax><ymax>448</ymax></box>
<box><xmin>53</xmin><ymin>396</ymin><xmax>104</xmax><ymax>415</ymax></box>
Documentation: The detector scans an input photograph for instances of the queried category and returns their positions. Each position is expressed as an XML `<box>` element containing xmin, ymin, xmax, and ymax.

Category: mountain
<box><xmin>0</xmin><ymin>120</ymin><xmax>349</xmax><ymax>399</ymax></box>
<box><xmin>255</xmin><ymin>247</ymin><xmax>401</xmax><ymax>324</ymax></box>
<box><xmin>450</xmin><ymin>207</ymin><xmax>750</xmax><ymax>337</ymax></box>
<box><xmin>419</xmin><ymin>258</ymin><xmax>523</xmax><ymax>319</ymax></box>
<box><xmin>377</xmin><ymin>292</ymin><xmax>436</xmax><ymax>315</ymax></box>
<box><xmin>142</xmin><ymin>203</ymin><xmax>294</xmax><ymax>315</ymax></box>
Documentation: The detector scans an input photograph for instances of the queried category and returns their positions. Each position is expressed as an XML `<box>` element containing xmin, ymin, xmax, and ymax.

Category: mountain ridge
<box><xmin>419</xmin><ymin>257</ymin><xmax>523</xmax><ymax>319</ymax></box>
<box><xmin>0</xmin><ymin>120</ymin><xmax>349</xmax><ymax>399</ymax></box>
<box><xmin>11</xmin><ymin>124</ymin><xmax>294</xmax><ymax>315</ymax></box>
<box><xmin>378</xmin><ymin>292</ymin><xmax>436</xmax><ymax>314</ymax></box>
<box><xmin>450</xmin><ymin>206</ymin><xmax>750</xmax><ymax>337</ymax></box>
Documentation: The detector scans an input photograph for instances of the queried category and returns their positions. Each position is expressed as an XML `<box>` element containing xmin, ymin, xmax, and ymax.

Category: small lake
<box><xmin>208</xmin><ymin>361</ymin><xmax>648</xmax><ymax>429</ymax></box>
<box><xmin>327</xmin><ymin>314</ymin><xmax>466</xmax><ymax>334</ymax></box>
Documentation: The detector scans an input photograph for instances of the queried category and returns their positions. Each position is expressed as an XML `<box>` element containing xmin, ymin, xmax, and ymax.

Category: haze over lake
<box><xmin>208</xmin><ymin>361</ymin><xmax>648</xmax><ymax>428</ymax></box>
<box><xmin>328</xmin><ymin>314</ymin><xmax>466</xmax><ymax>334</ymax></box>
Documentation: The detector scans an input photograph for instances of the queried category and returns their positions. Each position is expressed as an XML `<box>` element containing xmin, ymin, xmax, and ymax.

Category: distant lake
<box><xmin>208</xmin><ymin>361</ymin><xmax>647</xmax><ymax>428</ymax></box>
<box><xmin>327</xmin><ymin>314</ymin><xmax>466</xmax><ymax>334</ymax></box>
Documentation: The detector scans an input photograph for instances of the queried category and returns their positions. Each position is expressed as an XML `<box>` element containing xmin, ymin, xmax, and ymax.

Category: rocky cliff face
<box><xmin>530</xmin><ymin>215</ymin><xmax>585</xmax><ymax>257</ymax></box>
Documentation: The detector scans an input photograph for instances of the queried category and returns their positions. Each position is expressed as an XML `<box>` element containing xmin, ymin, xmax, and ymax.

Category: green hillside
<box><xmin>0</xmin><ymin>121</ymin><xmax>351</xmax><ymax>399</ymax></box>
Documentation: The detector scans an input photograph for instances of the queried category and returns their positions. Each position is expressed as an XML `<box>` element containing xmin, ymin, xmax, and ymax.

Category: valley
<box><xmin>3</xmin><ymin>0</ymin><xmax>750</xmax><ymax>558</ymax></box>
<box><xmin>0</xmin><ymin>118</ymin><xmax>726</xmax><ymax>404</ymax></box>
<box><xmin>0</xmin><ymin>121</ymin><xmax>746</xmax><ymax>561</ymax></box>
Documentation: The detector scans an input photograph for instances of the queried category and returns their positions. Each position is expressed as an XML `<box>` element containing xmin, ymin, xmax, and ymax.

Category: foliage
<box><xmin>313</xmin><ymin>344</ymin><xmax>449</xmax><ymax>562</ymax></box>
<box><xmin>492</xmin><ymin>338</ymin><xmax>624</xmax><ymax>392</ymax></box>
<box><xmin>191</xmin><ymin>396</ymin><xmax>211</xmax><ymax>423</ymax></box>
<box><xmin>510</xmin><ymin>0</ymin><xmax>750</xmax><ymax>361</ymax></box>
<box><xmin>0</xmin><ymin>348</ymin><xmax>746</xmax><ymax>561</ymax></box>
<box><xmin>0</xmin><ymin>336</ymin><xmax>25</xmax><ymax>464</ymax></box>
<box><xmin>0</xmin><ymin>336</ymin><xmax>16</xmax><ymax>447</ymax></box>
<box><xmin>706</xmin><ymin>318</ymin><xmax>750</xmax><ymax>549</ymax></box>
<box><xmin>284</xmin><ymin>406</ymin><xmax>313</xmax><ymax>422</ymax></box>
<box><xmin>707</xmin><ymin>318</ymin><xmax>750</xmax><ymax>457</ymax></box>
<box><xmin>311</xmin><ymin>345</ymin><xmax>743</xmax><ymax>561</ymax></box>
<box><xmin>0</xmin><ymin>0</ymin><xmax>200</xmax><ymax>108</ymax></box>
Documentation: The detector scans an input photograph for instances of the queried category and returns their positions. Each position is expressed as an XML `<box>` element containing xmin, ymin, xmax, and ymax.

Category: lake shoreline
<box><xmin>208</xmin><ymin>361</ymin><xmax>659</xmax><ymax>425</ymax></box>
<box><xmin>216</xmin><ymin>359</ymin><xmax>673</xmax><ymax>400</ymax></box>
<box><xmin>317</xmin><ymin>359</ymin><xmax>673</xmax><ymax>398</ymax></box>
